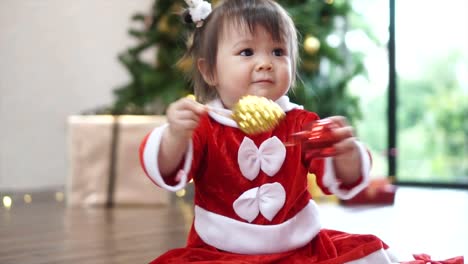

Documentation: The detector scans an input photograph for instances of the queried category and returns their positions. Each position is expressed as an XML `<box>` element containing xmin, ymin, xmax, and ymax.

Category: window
<box><xmin>350</xmin><ymin>0</ymin><xmax>467</xmax><ymax>186</ymax></box>
<box><xmin>395</xmin><ymin>0</ymin><xmax>468</xmax><ymax>185</ymax></box>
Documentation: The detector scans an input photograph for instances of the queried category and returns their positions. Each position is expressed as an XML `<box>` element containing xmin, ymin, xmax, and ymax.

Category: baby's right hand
<box><xmin>166</xmin><ymin>97</ymin><xmax>207</xmax><ymax>139</ymax></box>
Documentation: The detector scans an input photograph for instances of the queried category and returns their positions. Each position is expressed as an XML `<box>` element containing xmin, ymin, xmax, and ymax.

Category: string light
<box><xmin>55</xmin><ymin>192</ymin><xmax>64</xmax><ymax>202</ymax></box>
<box><xmin>176</xmin><ymin>189</ymin><xmax>186</xmax><ymax>197</ymax></box>
<box><xmin>24</xmin><ymin>194</ymin><xmax>32</xmax><ymax>204</ymax></box>
<box><xmin>3</xmin><ymin>196</ymin><xmax>12</xmax><ymax>209</ymax></box>
<box><xmin>304</xmin><ymin>36</ymin><xmax>321</xmax><ymax>55</ymax></box>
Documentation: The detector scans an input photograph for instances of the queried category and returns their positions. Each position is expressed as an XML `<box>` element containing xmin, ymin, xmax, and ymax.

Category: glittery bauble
<box><xmin>304</xmin><ymin>36</ymin><xmax>320</xmax><ymax>55</ymax></box>
<box><xmin>232</xmin><ymin>95</ymin><xmax>285</xmax><ymax>135</ymax></box>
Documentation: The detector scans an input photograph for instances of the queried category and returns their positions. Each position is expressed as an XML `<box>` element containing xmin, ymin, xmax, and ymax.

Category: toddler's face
<box><xmin>212</xmin><ymin>23</ymin><xmax>292</xmax><ymax>109</ymax></box>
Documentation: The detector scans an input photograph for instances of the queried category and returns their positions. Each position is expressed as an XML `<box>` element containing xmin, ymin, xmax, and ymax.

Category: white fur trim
<box><xmin>194</xmin><ymin>200</ymin><xmax>321</xmax><ymax>254</ymax></box>
<box><xmin>207</xmin><ymin>96</ymin><xmax>302</xmax><ymax>128</ymax></box>
<box><xmin>322</xmin><ymin>141</ymin><xmax>371</xmax><ymax>200</ymax></box>
<box><xmin>344</xmin><ymin>248</ymin><xmax>399</xmax><ymax>264</ymax></box>
<box><xmin>142</xmin><ymin>124</ymin><xmax>193</xmax><ymax>192</ymax></box>
<box><xmin>276</xmin><ymin>95</ymin><xmax>303</xmax><ymax>112</ymax></box>
<box><xmin>206</xmin><ymin>100</ymin><xmax>239</xmax><ymax>128</ymax></box>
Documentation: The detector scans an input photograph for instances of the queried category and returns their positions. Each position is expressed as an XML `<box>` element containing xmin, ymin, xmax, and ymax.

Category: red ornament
<box><xmin>286</xmin><ymin>119</ymin><xmax>339</xmax><ymax>159</ymax></box>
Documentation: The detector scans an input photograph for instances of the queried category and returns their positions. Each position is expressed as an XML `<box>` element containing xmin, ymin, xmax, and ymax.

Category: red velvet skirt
<box><xmin>150</xmin><ymin>229</ymin><xmax>391</xmax><ymax>264</ymax></box>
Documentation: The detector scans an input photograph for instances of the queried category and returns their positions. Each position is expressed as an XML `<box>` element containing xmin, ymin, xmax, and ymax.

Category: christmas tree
<box><xmin>111</xmin><ymin>0</ymin><xmax>368</xmax><ymax>122</ymax></box>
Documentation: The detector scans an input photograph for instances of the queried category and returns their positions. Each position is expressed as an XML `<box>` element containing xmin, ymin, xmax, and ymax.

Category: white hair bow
<box><xmin>184</xmin><ymin>0</ymin><xmax>212</xmax><ymax>27</ymax></box>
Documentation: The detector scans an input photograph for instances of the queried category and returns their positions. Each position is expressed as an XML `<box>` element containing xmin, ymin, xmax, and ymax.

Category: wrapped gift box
<box><xmin>340</xmin><ymin>178</ymin><xmax>397</xmax><ymax>206</ymax></box>
<box><xmin>67</xmin><ymin>115</ymin><xmax>170</xmax><ymax>207</ymax></box>
<box><xmin>307</xmin><ymin>173</ymin><xmax>339</xmax><ymax>204</ymax></box>
<box><xmin>401</xmin><ymin>253</ymin><xmax>464</xmax><ymax>264</ymax></box>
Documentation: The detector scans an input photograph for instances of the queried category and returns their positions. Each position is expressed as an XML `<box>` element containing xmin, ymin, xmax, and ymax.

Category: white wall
<box><xmin>0</xmin><ymin>0</ymin><xmax>153</xmax><ymax>190</ymax></box>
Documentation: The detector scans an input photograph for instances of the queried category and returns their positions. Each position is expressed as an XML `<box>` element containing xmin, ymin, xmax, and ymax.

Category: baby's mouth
<box><xmin>253</xmin><ymin>79</ymin><xmax>273</xmax><ymax>84</ymax></box>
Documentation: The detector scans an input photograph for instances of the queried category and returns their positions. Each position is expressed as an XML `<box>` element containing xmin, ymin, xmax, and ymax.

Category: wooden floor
<box><xmin>1</xmin><ymin>187</ymin><xmax>467</xmax><ymax>263</ymax></box>
<box><xmin>0</xmin><ymin>195</ymin><xmax>192</xmax><ymax>264</ymax></box>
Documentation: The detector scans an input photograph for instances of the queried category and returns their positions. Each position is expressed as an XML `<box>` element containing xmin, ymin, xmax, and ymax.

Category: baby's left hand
<box><xmin>326</xmin><ymin>116</ymin><xmax>360</xmax><ymax>159</ymax></box>
<box><xmin>326</xmin><ymin>116</ymin><xmax>362</xmax><ymax>185</ymax></box>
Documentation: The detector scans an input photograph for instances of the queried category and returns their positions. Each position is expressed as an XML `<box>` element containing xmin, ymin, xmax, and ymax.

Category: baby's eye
<box><xmin>240</xmin><ymin>49</ymin><xmax>254</xmax><ymax>56</ymax></box>
<box><xmin>273</xmin><ymin>48</ymin><xmax>284</xmax><ymax>56</ymax></box>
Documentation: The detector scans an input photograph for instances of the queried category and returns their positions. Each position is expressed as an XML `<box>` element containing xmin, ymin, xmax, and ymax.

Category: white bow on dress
<box><xmin>233</xmin><ymin>182</ymin><xmax>286</xmax><ymax>222</ymax></box>
<box><xmin>237</xmin><ymin>136</ymin><xmax>286</xmax><ymax>181</ymax></box>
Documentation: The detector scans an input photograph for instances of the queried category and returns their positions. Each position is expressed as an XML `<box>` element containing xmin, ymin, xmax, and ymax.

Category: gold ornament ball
<box><xmin>232</xmin><ymin>95</ymin><xmax>285</xmax><ymax>135</ymax></box>
<box><xmin>302</xmin><ymin>60</ymin><xmax>318</xmax><ymax>72</ymax></box>
<box><xmin>304</xmin><ymin>36</ymin><xmax>320</xmax><ymax>55</ymax></box>
<box><xmin>177</xmin><ymin>56</ymin><xmax>193</xmax><ymax>73</ymax></box>
<box><xmin>157</xmin><ymin>15</ymin><xmax>179</xmax><ymax>38</ymax></box>
<box><xmin>157</xmin><ymin>16</ymin><xmax>170</xmax><ymax>33</ymax></box>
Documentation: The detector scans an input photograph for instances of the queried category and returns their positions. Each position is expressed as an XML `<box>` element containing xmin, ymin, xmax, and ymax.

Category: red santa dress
<box><xmin>139</xmin><ymin>96</ymin><xmax>399</xmax><ymax>264</ymax></box>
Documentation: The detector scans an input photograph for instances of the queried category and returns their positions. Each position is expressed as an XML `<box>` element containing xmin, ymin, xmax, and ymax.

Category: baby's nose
<box><xmin>256</xmin><ymin>62</ymin><xmax>273</xmax><ymax>71</ymax></box>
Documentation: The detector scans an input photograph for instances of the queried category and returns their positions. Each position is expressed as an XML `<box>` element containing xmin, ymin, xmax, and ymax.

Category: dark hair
<box><xmin>181</xmin><ymin>0</ymin><xmax>298</xmax><ymax>103</ymax></box>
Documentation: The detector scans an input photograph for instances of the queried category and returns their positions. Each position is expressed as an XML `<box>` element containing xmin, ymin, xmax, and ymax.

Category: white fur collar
<box><xmin>206</xmin><ymin>96</ymin><xmax>303</xmax><ymax>128</ymax></box>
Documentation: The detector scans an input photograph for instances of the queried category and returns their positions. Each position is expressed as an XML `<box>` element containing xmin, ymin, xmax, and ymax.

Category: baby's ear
<box><xmin>197</xmin><ymin>58</ymin><xmax>217</xmax><ymax>86</ymax></box>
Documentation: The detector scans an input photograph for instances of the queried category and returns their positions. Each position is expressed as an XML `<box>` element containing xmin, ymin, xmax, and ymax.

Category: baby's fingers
<box><xmin>180</xmin><ymin>97</ymin><xmax>208</xmax><ymax>115</ymax></box>
<box><xmin>333</xmin><ymin>137</ymin><xmax>358</xmax><ymax>156</ymax></box>
<box><xmin>167</xmin><ymin>112</ymin><xmax>200</xmax><ymax>138</ymax></box>
<box><xmin>327</xmin><ymin>116</ymin><xmax>348</xmax><ymax>128</ymax></box>
<box><xmin>168</xmin><ymin>109</ymin><xmax>200</xmax><ymax>127</ymax></box>
<box><xmin>174</xmin><ymin>118</ymin><xmax>200</xmax><ymax>130</ymax></box>
<box><xmin>167</xmin><ymin>98</ymin><xmax>206</xmax><ymax>119</ymax></box>
<box><xmin>332</xmin><ymin>126</ymin><xmax>355</xmax><ymax>141</ymax></box>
